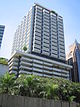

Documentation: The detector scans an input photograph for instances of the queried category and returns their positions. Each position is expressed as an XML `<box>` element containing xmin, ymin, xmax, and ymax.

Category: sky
<box><xmin>0</xmin><ymin>0</ymin><xmax>80</xmax><ymax>59</ymax></box>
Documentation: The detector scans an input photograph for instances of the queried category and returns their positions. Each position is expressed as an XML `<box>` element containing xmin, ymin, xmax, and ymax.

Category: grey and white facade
<box><xmin>12</xmin><ymin>4</ymin><xmax>65</xmax><ymax>61</ymax></box>
<box><xmin>9</xmin><ymin>51</ymin><xmax>72</xmax><ymax>79</ymax></box>
<box><xmin>0</xmin><ymin>25</ymin><xmax>5</xmax><ymax>48</ymax></box>
<box><xmin>10</xmin><ymin>4</ymin><xmax>72</xmax><ymax>79</ymax></box>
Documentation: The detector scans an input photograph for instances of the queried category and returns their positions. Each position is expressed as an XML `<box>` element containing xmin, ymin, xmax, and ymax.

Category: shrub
<box><xmin>0</xmin><ymin>73</ymin><xmax>80</xmax><ymax>103</ymax></box>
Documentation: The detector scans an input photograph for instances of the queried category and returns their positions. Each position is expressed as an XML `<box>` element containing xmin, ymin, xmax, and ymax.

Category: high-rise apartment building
<box><xmin>0</xmin><ymin>25</ymin><xmax>5</xmax><ymax>48</ymax></box>
<box><xmin>67</xmin><ymin>40</ymin><xmax>80</xmax><ymax>82</ymax></box>
<box><xmin>12</xmin><ymin>3</ymin><xmax>65</xmax><ymax>61</ymax></box>
<box><xmin>9</xmin><ymin>4</ymin><xmax>72</xmax><ymax>79</ymax></box>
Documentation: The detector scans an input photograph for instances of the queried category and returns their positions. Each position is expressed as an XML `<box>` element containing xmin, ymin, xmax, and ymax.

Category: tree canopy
<box><xmin>0</xmin><ymin>58</ymin><xmax>8</xmax><ymax>65</ymax></box>
<box><xmin>0</xmin><ymin>73</ymin><xmax>80</xmax><ymax>103</ymax></box>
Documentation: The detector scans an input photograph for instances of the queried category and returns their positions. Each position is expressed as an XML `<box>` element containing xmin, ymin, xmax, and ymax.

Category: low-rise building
<box><xmin>9</xmin><ymin>51</ymin><xmax>72</xmax><ymax>79</ymax></box>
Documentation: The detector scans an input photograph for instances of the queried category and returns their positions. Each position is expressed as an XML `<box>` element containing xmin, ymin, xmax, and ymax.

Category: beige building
<box><xmin>66</xmin><ymin>40</ymin><xmax>80</xmax><ymax>82</ymax></box>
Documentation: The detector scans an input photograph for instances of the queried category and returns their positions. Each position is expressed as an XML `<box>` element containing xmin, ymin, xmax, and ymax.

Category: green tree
<box><xmin>23</xmin><ymin>46</ymin><xmax>27</xmax><ymax>51</ymax></box>
<box><xmin>0</xmin><ymin>58</ymin><xmax>8</xmax><ymax>65</ymax></box>
<box><xmin>0</xmin><ymin>72</ymin><xmax>15</xmax><ymax>94</ymax></box>
<box><xmin>16</xmin><ymin>75</ymin><xmax>46</xmax><ymax>97</ymax></box>
<box><xmin>16</xmin><ymin>74</ymin><xmax>36</xmax><ymax>96</ymax></box>
<box><xmin>0</xmin><ymin>73</ymin><xmax>80</xmax><ymax>103</ymax></box>
<box><xmin>45</xmin><ymin>83</ymin><xmax>59</xmax><ymax>100</ymax></box>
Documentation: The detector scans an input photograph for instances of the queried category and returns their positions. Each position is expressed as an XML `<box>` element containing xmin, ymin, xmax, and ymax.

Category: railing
<box><xmin>0</xmin><ymin>94</ymin><xmax>79</xmax><ymax>107</ymax></box>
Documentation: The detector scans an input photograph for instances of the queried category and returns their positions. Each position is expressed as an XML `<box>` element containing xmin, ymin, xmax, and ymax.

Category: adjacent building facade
<box><xmin>9</xmin><ymin>4</ymin><xmax>72</xmax><ymax>79</ymax></box>
<box><xmin>0</xmin><ymin>25</ymin><xmax>5</xmax><ymax>48</ymax></box>
<box><xmin>67</xmin><ymin>40</ymin><xmax>80</xmax><ymax>82</ymax></box>
<box><xmin>0</xmin><ymin>64</ymin><xmax>9</xmax><ymax>75</ymax></box>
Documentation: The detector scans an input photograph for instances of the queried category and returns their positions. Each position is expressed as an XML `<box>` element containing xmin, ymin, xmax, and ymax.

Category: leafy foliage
<box><xmin>0</xmin><ymin>73</ymin><xmax>80</xmax><ymax>103</ymax></box>
<box><xmin>0</xmin><ymin>58</ymin><xmax>8</xmax><ymax>65</ymax></box>
<box><xmin>23</xmin><ymin>46</ymin><xmax>27</xmax><ymax>51</ymax></box>
<box><xmin>0</xmin><ymin>72</ymin><xmax>16</xmax><ymax>94</ymax></box>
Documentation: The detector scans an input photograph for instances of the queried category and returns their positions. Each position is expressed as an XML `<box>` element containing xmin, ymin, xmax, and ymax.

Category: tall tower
<box><xmin>12</xmin><ymin>3</ymin><xmax>65</xmax><ymax>61</ymax></box>
<box><xmin>67</xmin><ymin>40</ymin><xmax>80</xmax><ymax>82</ymax></box>
<box><xmin>9</xmin><ymin>4</ymin><xmax>72</xmax><ymax>79</ymax></box>
<box><xmin>0</xmin><ymin>25</ymin><xmax>5</xmax><ymax>48</ymax></box>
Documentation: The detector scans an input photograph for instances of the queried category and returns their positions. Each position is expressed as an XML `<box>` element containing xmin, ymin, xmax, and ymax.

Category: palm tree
<box><xmin>45</xmin><ymin>83</ymin><xmax>59</xmax><ymax>100</ymax></box>
<box><xmin>0</xmin><ymin>72</ymin><xmax>15</xmax><ymax>94</ymax></box>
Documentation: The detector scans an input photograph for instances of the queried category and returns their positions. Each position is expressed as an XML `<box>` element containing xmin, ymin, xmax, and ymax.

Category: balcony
<box><xmin>33</xmin><ymin>59</ymin><xmax>43</xmax><ymax>65</ymax></box>
<box><xmin>33</xmin><ymin>72</ymin><xmax>43</xmax><ymax>76</ymax></box>
<box><xmin>21</xmin><ymin>57</ymin><xmax>32</xmax><ymax>62</ymax></box>
<box><xmin>35</xmin><ymin>12</ymin><xmax>42</xmax><ymax>17</ymax></box>
<box><xmin>20</xmin><ymin>65</ymin><xmax>32</xmax><ymax>71</ymax></box>
<box><xmin>43</xmin><ymin>43</ymin><xmax>49</xmax><ymax>48</ymax></box>
<box><xmin>43</xmin><ymin>33</ymin><xmax>49</xmax><ymax>37</ymax></box>
<box><xmin>8</xmin><ymin>57</ymin><xmax>19</xmax><ymax>65</ymax></box>
<box><xmin>34</xmin><ymin>40</ymin><xmax>41</xmax><ymax>45</ymax></box>
<box><xmin>43</xmin><ymin>47</ymin><xmax>49</xmax><ymax>51</ymax></box>
<box><xmin>20</xmin><ymin>61</ymin><xmax>32</xmax><ymax>67</ymax></box>
<box><xmin>42</xmin><ymin>51</ymin><xmax>49</xmax><ymax>56</ymax></box>
<box><xmin>34</xmin><ymin>36</ymin><xmax>41</xmax><ymax>41</ymax></box>
<box><xmin>9</xmin><ymin>70</ymin><xmax>17</xmax><ymax>75</ymax></box>
<box><xmin>34</xmin><ymin>44</ymin><xmax>41</xmax><ymax>50</ymax></box>
<box><xmin>9</xmin><ymin>66</ymin><xmax>18</xmax><ymax>71</ymax></box>
<box><xmin>43</xmin><ymin>66</ymin><xmax>53</xmax><ymax>71</ymax></box>
<box><xmin>43</xmin><ymin>62</ymin><xmax>53</xmax><ymax>67</ymax></box>
<box><xmin>51</xmin><ymin>50</ymin><xmax>57</xmax><ymax>54</ymax></box>
<box><xmin>51</xmin><ymin>54</ymin><xmax>58</xmax><ymax>58</ymax></box>
<box><xmin>43</xmin><ymin>39</ymin><xmax>49</xmax><ymax>44</ymax></box>
<box><xmin>36</xmin><ymin>6</ymin><xmax>42</xmax><ymax>11</ymax></box>
<box><xmin>53</xmin><ymin>71</ymin><xmax>61</xmax><ymax>76</ymax></box>
<box><xmin>33</xmin><ymin>63</ymin><xmax>43</xmax><ymax>68</ymax></box>
<box><xmin>33</xmin><ymin>68</ymin><xmax>43</xmax><ymax>72</ymax></box>
<box><xmin>34</xmin><ymin>32</ymin><xmax>41</xmax><ymax>37</ymax></box>
<box><xmin>35</xmin><ymin>25</ymin><xmax>42</xmax><ymax>30</ymax></box>
<box><xmin>9</xmin><ymin>61</ymin><xmax>18</xmax><ymax>68</ymax></box>
<box><xmin>34</xmin><ymin>28</ymin><xmax>41</xmax><ymax>33</ymax></box>
<box><xmin>33</xmin><ymin>48</ymin><xmax>41</xmax><ymax>53</ymax></box>
<box><xmin>19</xmin><ymin>70</ymin><xmax>32</xmax><ymax>74</ymax></box>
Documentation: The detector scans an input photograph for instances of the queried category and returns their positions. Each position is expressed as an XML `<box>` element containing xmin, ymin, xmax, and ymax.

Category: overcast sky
<box><xmin>0</xmin><ymin>0</ymin><xmax>80</xmax><ymax>59</ymax></box>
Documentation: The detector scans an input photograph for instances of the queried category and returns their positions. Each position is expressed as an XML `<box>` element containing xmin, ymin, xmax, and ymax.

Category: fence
<box><xmin>0</xmin><ymin>94</ymin><xmax>79</xmax><ymax>107</ymax></box>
